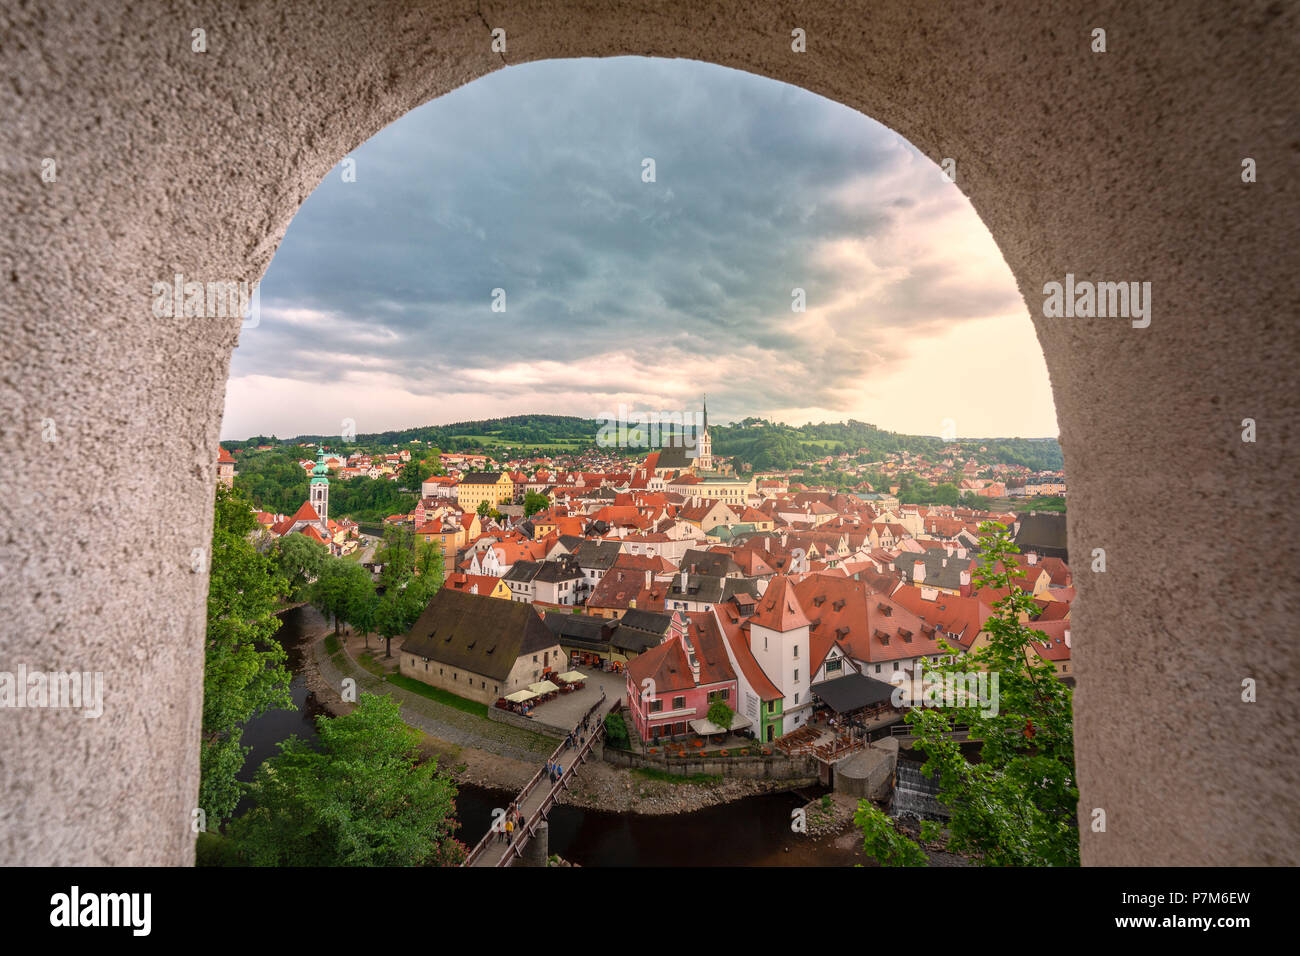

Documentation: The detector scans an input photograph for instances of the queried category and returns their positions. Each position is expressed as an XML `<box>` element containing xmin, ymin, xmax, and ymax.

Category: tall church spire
<box><xmin>696</xmin><ymin>396</ymin><xmax>713</xmax><ymax>471</ymax></box>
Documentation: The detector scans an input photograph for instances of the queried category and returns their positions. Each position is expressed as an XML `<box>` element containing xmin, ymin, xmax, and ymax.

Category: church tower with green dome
<box><xmin>309</xmin><ymin>445</ymin><xmax>330</xmax><ymax>525</ymax></box>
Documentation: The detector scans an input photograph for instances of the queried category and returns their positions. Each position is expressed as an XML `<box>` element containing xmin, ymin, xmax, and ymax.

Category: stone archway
<box><xmin>2</xmin><ymin>1</ymin><xmax>1295</xmax><ymax>865</ymax></box>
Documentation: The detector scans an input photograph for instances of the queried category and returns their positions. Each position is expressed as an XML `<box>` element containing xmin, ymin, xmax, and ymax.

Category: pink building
<box><xmin>625</xmin><ymin>610</ymin><xmax>738</xmax><ymax>742</ymax></box>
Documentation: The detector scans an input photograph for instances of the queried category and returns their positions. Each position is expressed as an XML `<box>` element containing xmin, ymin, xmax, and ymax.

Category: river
<box><xmin>237</xmin><ymin>606</ymin><xmax>868</xmax><ymax>865</ymax></box>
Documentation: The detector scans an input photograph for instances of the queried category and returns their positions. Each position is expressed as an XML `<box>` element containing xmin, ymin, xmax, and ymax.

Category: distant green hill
<box><xmin>711</xmin><ymin>419</ymin><xmax>1064</xmax><ymax>472</ymax></box>
<box><xmin>225</xmin><ymin>414</ymin><xmax>1062</xmax><ymax>473</ymax></box>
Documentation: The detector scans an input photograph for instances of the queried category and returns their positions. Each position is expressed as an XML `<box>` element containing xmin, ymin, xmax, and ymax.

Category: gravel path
<box><xmin>297</xmin><ymin>606</ymin><xmax>818</xmax><ymax>813</ymax></box>
<box><xmin>302</xmin><ymin>610</ymin><xmax>560</xmax><ymax>769</ymax></box>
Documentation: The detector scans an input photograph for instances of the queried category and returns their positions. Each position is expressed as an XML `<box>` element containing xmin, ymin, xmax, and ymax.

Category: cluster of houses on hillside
<box><xmin>217</xmin><ymin>444</ymin><xmax>363</xmax><ymax>556</ymax></box>
<box><xmin>351</xmin><ymin>408</ymin><xmax>1074</xmax><ymax>748</ymax></box>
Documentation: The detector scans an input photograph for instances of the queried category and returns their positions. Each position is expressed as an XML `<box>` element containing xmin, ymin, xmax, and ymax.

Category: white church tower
<box><xmin>696</xmin><ymin>395</ymin><xmax>713</xmax><ymax>471</ymax></box>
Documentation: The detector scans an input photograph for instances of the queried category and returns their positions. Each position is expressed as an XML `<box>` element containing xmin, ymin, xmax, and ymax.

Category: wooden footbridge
<box><xmin>462</xmin><ymin>695</ymin><xmax>614</xmax><ymax>867</ymax></box>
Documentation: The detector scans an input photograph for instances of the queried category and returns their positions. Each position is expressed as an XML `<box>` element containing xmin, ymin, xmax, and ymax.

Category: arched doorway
<box><xmin>2</xmin><ymin>1</ymin><xmax>1294</xmax><ymax>866</ymax></box>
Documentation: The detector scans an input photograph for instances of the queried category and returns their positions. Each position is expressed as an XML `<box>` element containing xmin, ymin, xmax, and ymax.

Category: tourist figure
<box><xmin>505</xmin><ymin>818</ymin><xmax>514</xmax><ymax>845</ymax></box>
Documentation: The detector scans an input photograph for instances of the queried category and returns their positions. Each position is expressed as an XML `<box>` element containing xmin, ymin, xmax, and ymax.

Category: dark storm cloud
<box><xmin>230</xmin><ymin>56</ymin><xmax>1016</xmax><ymax>425</ymax></box>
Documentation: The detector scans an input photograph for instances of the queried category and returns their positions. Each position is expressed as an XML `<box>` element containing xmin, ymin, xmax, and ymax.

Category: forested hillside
<box><xmin>225</xmin><ymin>414</ymin><xmax>1062</xmax><ymax>474</ymax></box>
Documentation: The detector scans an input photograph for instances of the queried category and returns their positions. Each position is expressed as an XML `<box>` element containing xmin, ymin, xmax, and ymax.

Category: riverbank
<box><xmin>293</xmin><ymin>606</ymin><xmax>817</xmax><ymax>815</ymax></box>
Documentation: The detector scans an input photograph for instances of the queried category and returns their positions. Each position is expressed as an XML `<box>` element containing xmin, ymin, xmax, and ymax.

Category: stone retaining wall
<box><xmin>486</xmin><ymin>704</ymin><xmax>567</xmax><ymax>738</ymax></box>
<box><xmin>604</xmin><ymin>746</ymin><xmax>819</xmax><ymax>781</ymax></box>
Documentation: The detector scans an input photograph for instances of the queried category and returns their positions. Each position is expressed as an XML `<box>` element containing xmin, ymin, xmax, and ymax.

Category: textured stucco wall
<box><xmin>1</xmin><ymin>0</ymin><xmax>1295</xmax><ymax>865</ymax></box>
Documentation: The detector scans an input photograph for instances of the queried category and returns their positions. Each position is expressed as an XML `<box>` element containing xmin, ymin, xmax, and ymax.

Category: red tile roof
<box><xmin>749</xmin><ymin>576</ymin><xmax>811</xmax><ymax>632</ymax></box>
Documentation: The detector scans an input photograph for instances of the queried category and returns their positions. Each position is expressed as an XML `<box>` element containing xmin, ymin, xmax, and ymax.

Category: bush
<box><xmin>604</xmin><ymin>711</ymin><xmax>630</xmax><ymax>749</ymax></box>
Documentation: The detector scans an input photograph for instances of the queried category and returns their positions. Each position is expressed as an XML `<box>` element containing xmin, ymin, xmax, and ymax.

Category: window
<box><xmin>794</xmin><ymin>693</ymin><xmax>799</xmax><ymax>705</ymax></box>
<box><xmin>793</xmin><ymin>644</ymin><xmax>799</xmax><ymax>658</ymax></box>
<box><xmin>874</xmin><ymin>664</ymin><xmax>881</xmax><ymax>674</ymax></box>
<box><xmin>650</xmin><ymin>699</ymin><xmax>663</xmax><ymax>713</ymax></box>
<box><xmin>826</xmin><ymin>659</ymin><xmax>842</xmax><ymax>674</ymax></box>
<box><xmin>893</xmin><ymin>662</ymin><xmax>899</xmax><ymax>671</ymax></box>
<box><xmin>672</xmin><ymin>696</ymin><xmax>686</xmax><ymax>710</ymax></box>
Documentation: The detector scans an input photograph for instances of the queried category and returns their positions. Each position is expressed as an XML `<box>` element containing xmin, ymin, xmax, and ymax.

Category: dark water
<box><xmin>453</xmin><ymin>783</ymin><xmax>865</xmax><ymax>866</ymax></box>
<box><xmin>235</xmin><ymin>606</ymin><xmax>327</xmax><ymax>815</ymax></box>
<box><xmin>238</xmin><ymin>606</ymin><xmax>865</xmax><ymax>865</ymax></box>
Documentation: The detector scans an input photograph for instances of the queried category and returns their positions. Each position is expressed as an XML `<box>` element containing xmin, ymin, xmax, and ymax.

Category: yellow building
<box><xmin>456</xmin><ymin>472</ymin><xmax>514</xmax><ymax>512</ymax></box>
<box><xmin>666</xmin><ymin>474</ymin><xmax>755</xmax><ymax>506</ymax></box>
<box><xmin>414</xmin><ymin>521</ymin><xmax>464</xmax><ymax>567</ymax></box>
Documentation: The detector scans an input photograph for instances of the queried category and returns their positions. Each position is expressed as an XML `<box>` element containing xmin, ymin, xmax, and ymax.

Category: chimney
<box><xmin>959</xmin><ymin>568</ymin><xmax>972</xmax><ymax>597</ymax></box>
<box><xmin>1064</xmin><ymin>629</ymin><xmax>1071</xmax><ymax>648</ymax></box>
<box><xmin>1027</xmin><ymin>551</ymin><xmax>1038</xmax><ymax>565</ymax></box>
<box><xmin>644</xmin><ymin>568</ymin><xmax>651</xmax><ymax>588</ymax></box>
<box><xmin>913</xmin><ymin>560</ymin><xmax>926</xmax><ymax>584</ymax></box>
<box><xmin>681</xmin><ymin>570</ymin><xmax>689</xmax><ymax>593</ymax></box>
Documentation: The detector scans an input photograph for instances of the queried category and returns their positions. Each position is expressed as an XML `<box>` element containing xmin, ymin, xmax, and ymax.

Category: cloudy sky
<box><xmin>222</xmin><ymin>57</ymin><xmax>1057</xmax><ymax>441</ymax></box>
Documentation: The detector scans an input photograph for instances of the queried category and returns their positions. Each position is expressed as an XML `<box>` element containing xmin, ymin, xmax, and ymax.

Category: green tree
<box><xmin>603</xmin><ymin>711</ymin><xmax>629</xmax><ymax>749</ymax></box>
<box><xmin>415</xmin><ymin>539</ymin><xmax>446</xmax><ymax>583</ymax></box>
<box><xmin>707</xmin><ymin>699</ymin><xmax>735</xmax><ymax>731</ymax></box>
<box><xmin>201</xmin><ymin>486</ymin><xmax>293</xmax><ymax>827</ymax></box>
<box><xmin>309</xmin><ymin>558</ymin><xmax>375</xmax><ymax>635</ymax></box>
<box><xmin>476</xmin><ymin>500</ymin><xmax>491</xmax><ymax>517</ymax></box>
<box><xmin>854</xmin><ymin>522</ymin><xmax>1079</xmax><ymax>866</ymax></box>
<box><xmin>375</xmin><ymin>524</ymin><xmax>415</xmax><ymax>590</ymax></box>
<box><xmin>374</xmin><ymin>527</ymin><xmax>442</xmax><ymax>658</ymax></box>
<box><xmin>399</xmin><ymin>459</ymin><xmax>435</xmax><ymax>489</ymax></box>
<box><xmin>853</xmin><ymin>802</ymin><xmax>929</xmax><ymax>866</ymax></box>
<box><xmin>523</xmin><ymin>490</ymin><xmax>550</xmax><ymax>517</ymax></box>
<box><xmin>273</xmin><ymin>532</ymin><xmax>328</xmax><ymax>602</ymax></box>
<box><xmin>226</xmin><ymin>693</ymin><xmax>466</xmax><ymax>866</ymax></box>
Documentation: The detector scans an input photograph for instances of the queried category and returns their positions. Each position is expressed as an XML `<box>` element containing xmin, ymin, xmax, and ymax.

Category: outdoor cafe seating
<box><xmin>527</xmin><ymin>679</ymin><xmax>560</xmax><ymax>704</ymax></box>
<box><xmin>555</xmin><ymin>670</ymin><xmax>587</xmax><ymax>693</ymax></box>
<box><xmin>499</xmin><ymin>688</ymin><xmax>538</xmax><ymax>714</ymax></box>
